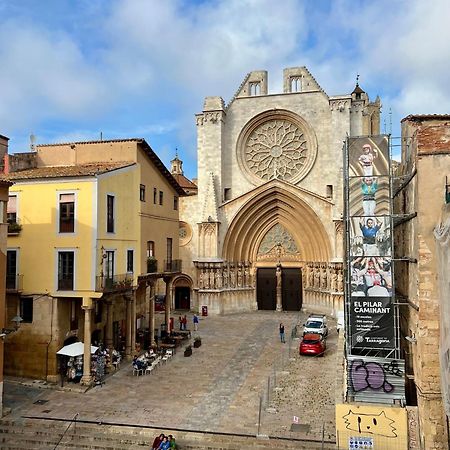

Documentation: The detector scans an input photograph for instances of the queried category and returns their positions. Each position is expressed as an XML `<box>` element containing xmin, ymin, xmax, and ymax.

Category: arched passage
<box><xmin>223</xmin><ymin>182</ymin><xmax>332</xmax><ymax>263</ymax></box>
<box><xmin>172</xmin><ymin>274</ymin><xmax>193</xmax><ymax>310</ymax></box>
<box><xmin>222</xmin><ymin>182</ymin><xmax>332</xmax><ymax>311</ymax></box>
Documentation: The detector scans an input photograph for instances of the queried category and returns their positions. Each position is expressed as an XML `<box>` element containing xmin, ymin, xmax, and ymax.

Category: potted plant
<box><xmin>184</xmin><ymin>345</ymin><xmax>192</xmax><ymax>357</ymax></box>
<box><xmin>8</xmin><ymin>221</ymin><xmax>22</xmax><ymax>235</ymax></box>
<box><xmin>193</xmin><ymin>336</ymin><xmax>202</xmax><ymax>348</ymax></box>
<box><xmin>147</xmin><ymin>256</ymin><xmax>157</xmax><ymax>273</ymax></box>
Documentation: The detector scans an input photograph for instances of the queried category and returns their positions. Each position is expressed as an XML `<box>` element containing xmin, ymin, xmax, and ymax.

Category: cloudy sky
<box><xmin>1</xmin><ymin>0</ymin><xmax>449</xmax><ymax>177</ymax></box>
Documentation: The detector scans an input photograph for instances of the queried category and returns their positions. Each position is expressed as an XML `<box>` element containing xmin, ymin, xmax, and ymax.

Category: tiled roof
<box><xmin>401</xmin><ymin>114</ymin><xmax>450</xmax><ymax>122</ymax></box>
<box><xmin>36</xmin><ymin>138</ymin><xmax>140</xmax><ymax>147</ymax></box>
<box><xmin>2</xmin><ymin>162</ymin><xmax>135</xmax><ymax>181</ymax></box>
<box><xmin>172</xmin><ymin>173</ymin><xmax>198</xmax><ymax>190</ymax></box>
<box><xmin>35</xmin><ymin>138</ymin><xmax>187</xmax><ymax>196</ymax></box>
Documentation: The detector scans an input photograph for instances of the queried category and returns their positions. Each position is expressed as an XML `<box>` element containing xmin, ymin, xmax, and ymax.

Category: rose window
<box><xmin>244</xmin><ymin>120</ymin><xmax>309</xmax><ymax>182</ymax></box>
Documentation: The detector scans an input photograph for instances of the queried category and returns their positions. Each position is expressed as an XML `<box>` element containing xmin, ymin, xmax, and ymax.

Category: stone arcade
<box><xmin>174</xmin><ymin>67</ymin><xmax>381</xmax><ymax>315</ymax></box>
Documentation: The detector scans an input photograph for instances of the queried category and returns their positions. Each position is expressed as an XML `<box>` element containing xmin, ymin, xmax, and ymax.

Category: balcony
<box><xmin>7</xmin><ymin>220</ymin><xmax>22</xmax><ymax>236</ymax></box>
<box><xmin>163</xmin><ymin>259</ymin><xmax>182</xmax><ymax>273</ymax></box>
<box><xmin>96</xmin><ymin>273</ymin><xmax>134</xmax><ymax>293</ymax></box>
<box><xmin>6</xmin><ymin>274</ymin><xmax>23</xmax><ymax>292</ymax></box>
<box><xmin>146</xmin><ymin>257</ymin><xmax>158</xmax><ymax>274</ymax></box>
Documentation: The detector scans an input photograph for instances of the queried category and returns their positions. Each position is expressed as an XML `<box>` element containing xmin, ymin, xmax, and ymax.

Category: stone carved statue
<box><xmin>320</xmin><ymin>265</ymin><xmax>327</xmax><ymax>289</ymax></box>
<box><xmin>209</xmin><ymin>269</ymin><xmax>215</xmax><ymax>289</ymax></box>
<box><xmin>244</xmin><ymin>266</ymin><xmax>249</xmax><ymax>287</ymax></box>
<box><xmin>204</xmin><ymin>269</ymin><xmax>210</xmax><ymax>289</ymax></box>
<box><xmin>314</xmin><ymin>265</ymin><xmax>320</xmax><ymax>288</ymax></box>
<box><xmin>223</xmin><ymin>267</ymin><xmax>228</xmax><ymax>288</ymax></box>
<box><xmin>229</xmin><ymin>266</ymin><xmax>235</xmax><ymax>288</ymax></box>
<box><xmin>237</xmin><ymin>265</ymin><xmax>243</xmax><ymax>288</ymax></box>
<box><xmin>337</xmin><ymin>270</ymin><xmax>344</xmax><ymax>292</ymax></box>
<box><xmin>215</xmin><ymin>269</ymin><xmax>222</xmax><ymax>289</ymax></box>
<box><xmin>331</xmin><ymin>268</ymin><xmax>338</xmax><ymax>292</ymax></box>
<box><xmin>308</xmin><ymin>263</ymin><xmax>314</xmax><ymax>287</ymax></box>
<box><xmin>199</xmin><ymin>271</ymin><xmax>204</xmax><ymax>289</ymax></box>
<box><xmin>276</xmin><ymin>264</ymin><xmax>282</xmax><ymax>288</ymax></box>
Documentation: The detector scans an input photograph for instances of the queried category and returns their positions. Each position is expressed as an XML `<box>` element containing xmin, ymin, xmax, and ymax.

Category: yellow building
<box><xmin>3</xmin><ymin>139</ymin><xmax>184</xmax><ymax>383</ymax></box>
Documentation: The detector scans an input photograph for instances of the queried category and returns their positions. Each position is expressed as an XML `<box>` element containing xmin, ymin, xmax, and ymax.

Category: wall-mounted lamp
<box><xmin>404</xmin><ymin>335</ymin><xmax>417</xmax><ymax>344</ymax></box>
<box><xmin>0</xmin><ymin>315</ymin><xmax>23</xmax><ymax>338</ymax></box>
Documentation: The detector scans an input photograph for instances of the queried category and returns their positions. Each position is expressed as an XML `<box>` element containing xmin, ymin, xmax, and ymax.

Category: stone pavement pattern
<box><xmin>4</xmin><ymin>311</ymin><xmax>338</xmax><ymax>442</ymax></box>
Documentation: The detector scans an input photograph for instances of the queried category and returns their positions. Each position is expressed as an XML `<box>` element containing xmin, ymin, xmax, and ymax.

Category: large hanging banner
<box><xmin>350</xmin><ymin>296</ymin><xmax>395</xmax><ymax>349</ymax></box>
<box><xmin>346</xmin><ymin>136</ymin><xmax>394</xmax><ymax>352</ymax></box>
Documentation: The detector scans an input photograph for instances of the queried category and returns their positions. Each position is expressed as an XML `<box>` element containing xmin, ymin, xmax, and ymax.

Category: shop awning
<box><xmin>56</xmin><ymin>342</ymin><xmax>98</xmax><ymax>357</ymax></box>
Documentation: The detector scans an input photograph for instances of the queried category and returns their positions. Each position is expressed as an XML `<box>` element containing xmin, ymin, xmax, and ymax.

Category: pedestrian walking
<box><xmin>178</xmin><ymin>316</ymin><xmax>183</xmax><ymax>331</ymax></box>
<box><xmin>182</xmin><ymin>315</ymin><xmax>187</xmax><ymax>331</ymax></box>
<box><xmin>279</xmin><ymin>323</ymin><xmax>285</xmax><ymax>343</ymax></box>
<box><xmin>193</xmin><ymin>314</ymin><xmax>199</xmax><ymax>331</ymax></box>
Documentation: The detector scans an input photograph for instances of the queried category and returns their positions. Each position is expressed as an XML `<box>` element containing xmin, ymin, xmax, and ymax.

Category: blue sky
<box><xmin>1</xmin><ymin>0</ymin><xmax>449</xmax><ymax>178</ymax></box>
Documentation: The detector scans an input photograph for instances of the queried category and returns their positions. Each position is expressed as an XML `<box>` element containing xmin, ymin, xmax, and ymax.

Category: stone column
<box><xmin>131</xmin><ymin>290</ymin><xmax>136</xmax><ymax>354</ymax></box>
<box><xmin>164</xmin><ymin>276</ymin><xmax>171</xmax><ymax>333</ymax></box>
<box><xmin>276</xmin><ymin>264</ymin><xmax>283</xmax><ymax>312</ymax></box>
<box><xmin>104</xmin><ymin>298</ymin><xmax>113</xmax><ymax>350</ymax></box>
<box><xmin>125</xmin><ymin>294</ymin><xmax>132</xmax><ymax>359</ymax></box>
<box><xmin>80</xmin><ymin>298</ymin><xmax>93</xmax><ymax>386</ymax></box>
<box><xmin>148</xmin><ymin>280</ymin><xmax>156</xmax><ymax>347</ymax></box>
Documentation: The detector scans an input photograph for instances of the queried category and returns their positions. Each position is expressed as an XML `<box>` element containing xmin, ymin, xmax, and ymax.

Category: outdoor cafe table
<box><xmin>159</xmin><ymin>343</ymin><xmax>176</xmax><ymax>353</ymax></box>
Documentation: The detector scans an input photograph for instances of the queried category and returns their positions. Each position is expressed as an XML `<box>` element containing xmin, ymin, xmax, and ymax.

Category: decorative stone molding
<box><xmin>179</xmin><ymin>221</ymin><xmax>192</xmax><ymax>246</ymax></box>
<box><xmin>304</xmin><ymin>261</ymin><xmax>344</xmax><ymax>294</ymax></box>
<box><xmin>257</xmin><ymin>223</ymin><xmax>300</xmax><ymax>261</ymax></box>
<box><xmin>330</xmin><ymin>100</ymin><xmax>349</xmax><ymax>112</ymax></box>
<box><xmin>195</xmin><ymin>261</ymin><xmax>253</xmax><ymax>291</ymax></box>
<box><xmin>236</xmin><ymin>110</ymin><xmax>317</xmax><ymax>185</ymax></box>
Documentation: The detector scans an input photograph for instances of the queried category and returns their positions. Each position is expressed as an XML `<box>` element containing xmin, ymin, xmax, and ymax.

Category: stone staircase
<box><xmin>0</xmin><ymin>417</ymin><xmax>335</xmax><ymax>449</ymax></box>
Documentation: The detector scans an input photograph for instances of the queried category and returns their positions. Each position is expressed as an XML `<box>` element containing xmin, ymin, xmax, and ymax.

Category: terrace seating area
<box><xmin>132</xmin><ymin>348</ymin><xmax>174</xmax><ymax>376</ymax></box>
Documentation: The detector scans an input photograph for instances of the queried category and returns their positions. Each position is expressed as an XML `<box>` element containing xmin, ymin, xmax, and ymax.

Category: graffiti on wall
<box><xmin>347</xmin><ymin>356</ymin><xmax>405</xmax><ymax>403</ymax></box>
<box><xmin>336</xmin><ymin>404</ymin><xmax>408</xmax><ymax>450</ymax></box>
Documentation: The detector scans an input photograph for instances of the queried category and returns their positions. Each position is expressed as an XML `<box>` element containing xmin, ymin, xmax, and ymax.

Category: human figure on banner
<box><xmin>359</xmin><ymin>217</ymin><xmax>382</xmax><ymax>256</ymax></box>
<box><xmin>361</xmin><ymin>176</ymin><xmax>378</xmax><ymax>216</ymax></box>
<box><xmin>350</xmin><ymin>257</ymin><xmax>391</xmax><ymax>297</ymax></box>
<box><xmin>358</xmin><ymin>143</ymin><xmax>378</xmax><ymax>176</ymax></box>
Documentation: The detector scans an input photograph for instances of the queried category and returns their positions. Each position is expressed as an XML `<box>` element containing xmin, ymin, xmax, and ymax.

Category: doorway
<box><xmin>282</xmin><ymin>268</ymin><xmax>302</xmax><ymax>311</ymax></box>
<box><xmin>175</xmin><ymin>286</ymin><xmax>190</xmax><ymax>310</ymax></box>
<box><xmin>257</xmin><ymin>268</ymin><xmax>276</xmax><ymax>310</ymax></box>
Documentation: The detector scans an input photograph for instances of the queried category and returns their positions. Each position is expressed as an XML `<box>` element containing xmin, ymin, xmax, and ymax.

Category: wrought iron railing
<box><xmin>96</xmin><ymin>274</ymin><xmax>134</xmax><ymax>292</ymax></box>
<box><xmin>163</xmin><ymin>259</ymin><xmax>182</xmax><ymax>273</ymax></box>
<box><xmin>6</xmin><ymin>274</ymin><xmax>23</xmax><ymax>291</ymax></box>
<box><xmin>146</xmin><ymin>258</ymin><xmax>158</xmax><ymax>273</ymax></box>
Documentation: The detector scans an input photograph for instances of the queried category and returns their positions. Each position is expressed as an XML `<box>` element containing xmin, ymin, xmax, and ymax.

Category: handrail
<box><xmin>54</xmin><ymin>412</ymin><xmax>78</xmax><ymax>449</ymax></box>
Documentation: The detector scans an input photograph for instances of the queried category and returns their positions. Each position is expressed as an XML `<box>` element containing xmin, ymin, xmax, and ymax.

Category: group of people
<box><xmin>178</xmin><ymin>315</ymin><xmax>188</xmax><ymax>330</ymax></box>
<box><xmin>351</xmin><ymin>256</ymin><xmax>392</xmax><ymax>297</ymax></box>
<box><xmin>151</xmin><ymin>433</ymin><xmax>176</xmax><ymax>449</ymax></box>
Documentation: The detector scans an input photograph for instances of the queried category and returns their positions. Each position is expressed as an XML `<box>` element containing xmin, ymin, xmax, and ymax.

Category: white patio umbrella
<box><xmin>56</xmin><ymin>342</ymin><xmax>99</xmax><ymax>357</ymax></box>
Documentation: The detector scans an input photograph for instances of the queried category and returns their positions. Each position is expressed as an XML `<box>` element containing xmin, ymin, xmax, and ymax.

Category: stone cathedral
<box><xmin>172</xmin><ymin>67</ymin><xmax>381</xmax><ymax>315</ymax></box>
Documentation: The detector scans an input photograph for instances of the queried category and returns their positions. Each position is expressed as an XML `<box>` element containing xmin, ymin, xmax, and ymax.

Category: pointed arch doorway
<box><xmin>222</xmin><ymin>182</ymin><xmax>332</xmax><ymax>312</ymax></box>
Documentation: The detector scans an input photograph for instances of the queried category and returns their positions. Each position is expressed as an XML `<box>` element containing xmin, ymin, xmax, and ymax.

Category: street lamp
<box><xmin>0</xmin><ymin>315</ymin><xmax>23</xmax><ymax>338</ymax></box>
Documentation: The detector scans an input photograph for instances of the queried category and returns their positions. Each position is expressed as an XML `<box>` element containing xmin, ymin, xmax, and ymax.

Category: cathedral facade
<box><xmin>175</xmin><ymin>67</ymin><xmax>380</xmax><ymax>315</ymax></box>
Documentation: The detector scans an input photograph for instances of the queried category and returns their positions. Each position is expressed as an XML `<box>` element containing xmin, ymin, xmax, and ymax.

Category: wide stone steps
<box><xmin>0</xmin><ymin>417</ymin><xmax>335</xmax><ymax>449</ymax></box>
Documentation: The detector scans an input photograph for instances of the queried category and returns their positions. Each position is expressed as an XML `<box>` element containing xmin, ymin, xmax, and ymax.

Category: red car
<box><xmin>299</xmin><ymin>333</ymin><xmax>326</xmax><ymax>356</ymax></box>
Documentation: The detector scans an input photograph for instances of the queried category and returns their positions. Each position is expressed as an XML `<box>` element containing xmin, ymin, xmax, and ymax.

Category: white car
<box><xmin>303</xmin><ymin>314</ymin><xmax>328</xmax><ymax>337</ymax></box>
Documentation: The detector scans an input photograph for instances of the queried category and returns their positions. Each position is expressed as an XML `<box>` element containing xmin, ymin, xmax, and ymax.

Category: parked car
<box><xmin>303</xmin><ymin>314</ymin><xmax>328</xmax><ymax>337</ymax></box>
<box><xmin>299</xmin><ymin>333</ymin><xmax>326</xmax><ymax>356</ymax></box>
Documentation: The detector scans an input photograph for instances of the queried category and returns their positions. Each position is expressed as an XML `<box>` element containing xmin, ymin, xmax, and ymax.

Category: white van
<box><xmin>303</xmin><ymin>314</ymin><xmax>328</xmax><ymax>337</ymax></box>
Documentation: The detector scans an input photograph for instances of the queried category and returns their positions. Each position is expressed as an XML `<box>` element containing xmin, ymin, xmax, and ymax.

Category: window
<box><xmin>107</xmin><ymin>195</ymin><xmax>115</xmax><ymax>233</ymax></box>
<box><xmin>326</xmin><ymin>185</ymin><xmax>333</xmax><ymax>199</ymax></box>
<box><xmin>105</xmin><ymin>251</ymin><xmax>115</xmax><ymax>279</ymax></box>
<box><xmin>159</xmin><ymin>190</ymin><xmax>163</xmax><ymax>205</ymax></box>
<box><xmin>140</xmin><ymin>184</ymin><xmax>146</xmax><ymax>202</ymax></box>
<box><xmin>224</xmin><ymin>188</ymin><xmax>231</xmax><ymax>201</ymax></box>
<box><xmin>20</xmin><ymin>297</ymin><xmax>33</xmax><ymax>323</ymax></box>
<box><xmin>59</xmin><ymin>193</ymin><xmax>75</xmax><ymax>233</ymax></box>
<box><xmin>166</xmin><ymin>238</ymin><xmax>173</xmax><ymax>264</ymax></box>
<box><xmin>58</xmin><ymin>251</ymin><xmax>74</xmax><ymax>290</ymax></box>
<box><xmin>153</xmin><ymin>188</ymin><xmax>157</xmax><ymax>204</ymax></box>
<box><xmin>6</xmin><ymin>250</ymin><xmax>17</xmax><ymax>290</ymax></box>
<box><xmin>249</xmin><ymin>82</ymin><xmax>261</xmax><ymax>96</ymax></box>
<box><xmin>7</xmin><ymin>195</ymin><xmax>17</xmax><ymax>224</ymax></box>
<box><xmin>147</xmin><ymin>241</ymin><xmax>155</xmax><ymax>258</ymax></box>
<box><xmin>127</xmin><ymin>249</ymin><xmax>134</xmax><ymax>273</ymax></box>
<box><xmin>173</xmin><ymin>196</ymin><xmax>178</xmax><ymax>210</ymax></box>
